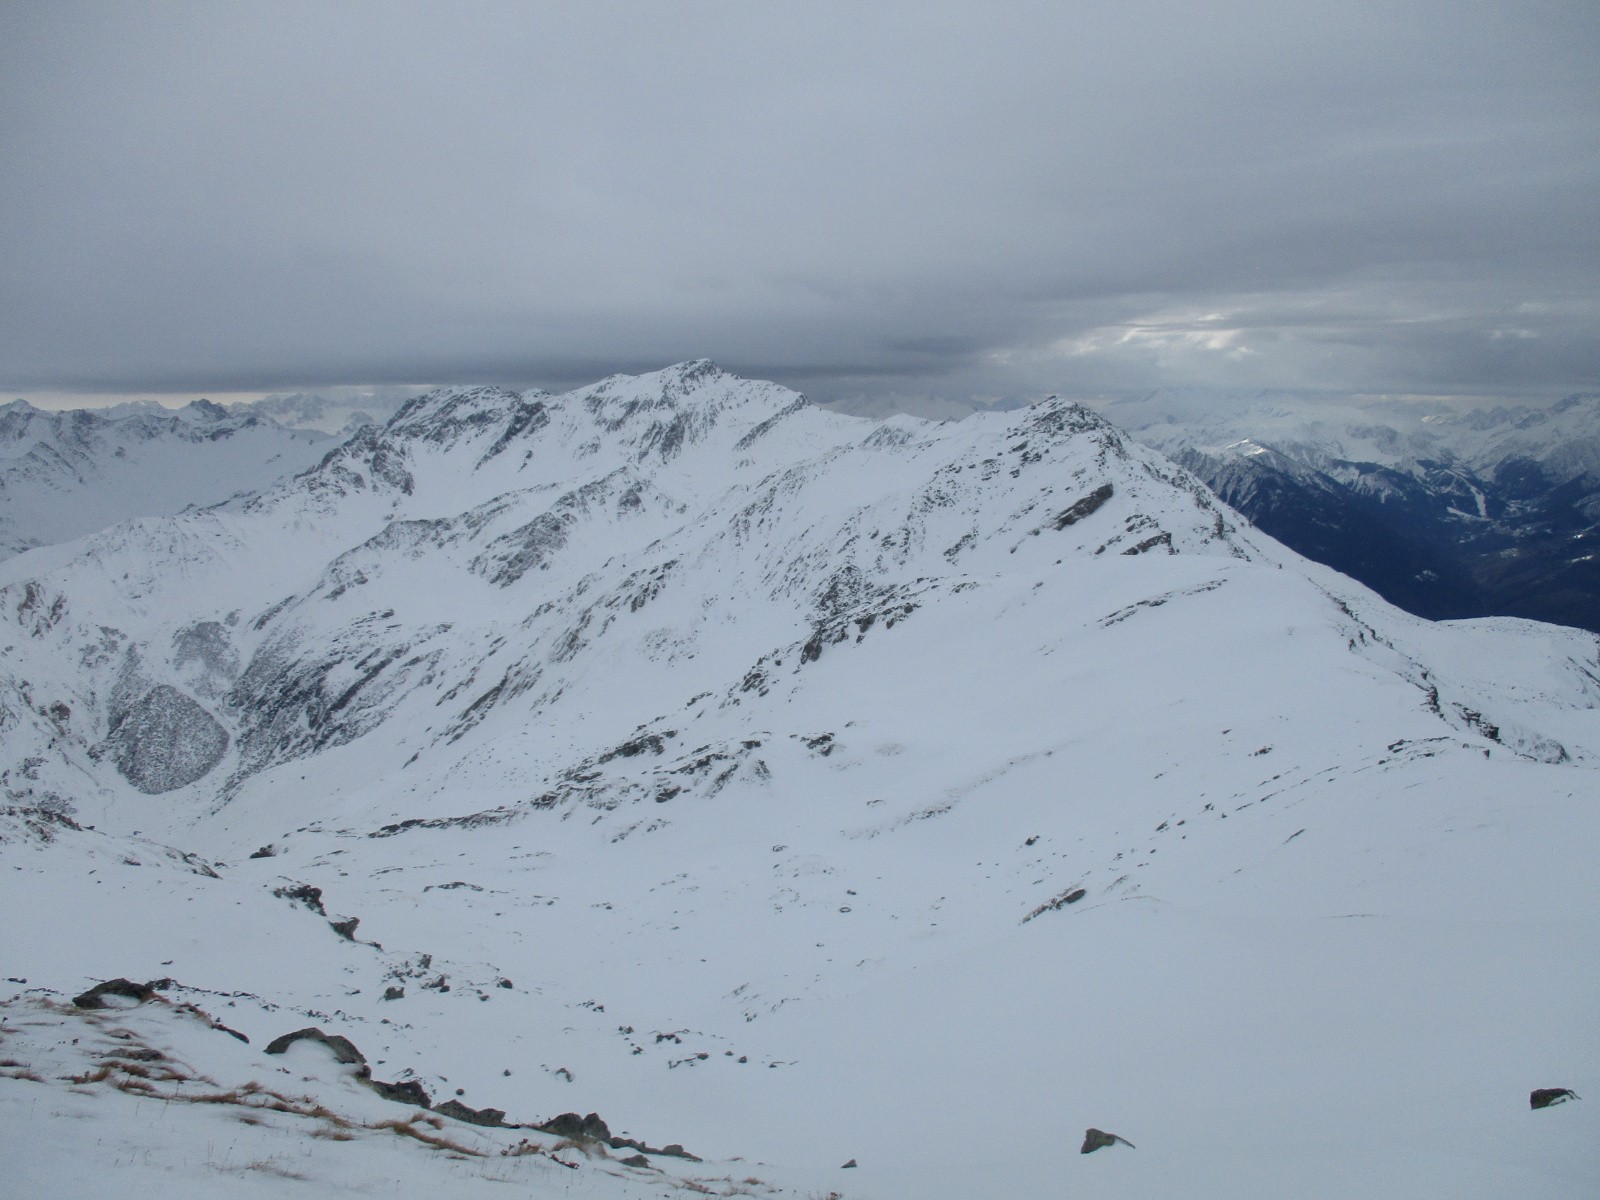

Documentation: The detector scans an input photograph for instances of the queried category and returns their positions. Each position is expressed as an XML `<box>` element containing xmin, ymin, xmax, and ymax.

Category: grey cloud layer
<box><xmin>2</xmin><ymin>1</ymin><xmax>1595</xmax><ymax>404</ymax></box>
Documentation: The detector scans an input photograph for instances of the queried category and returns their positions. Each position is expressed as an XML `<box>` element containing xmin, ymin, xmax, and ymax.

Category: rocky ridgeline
<box><xmin>0</xmin><ymin>362</ymin><xmax>1252</xmax><ymax>807</ymax></box>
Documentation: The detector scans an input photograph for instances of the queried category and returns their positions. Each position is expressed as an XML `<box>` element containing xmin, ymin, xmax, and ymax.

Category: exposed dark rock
<box><xmin>172</xmin><ymin>620</ymin><xmax>240</xmax><ymax>692</ymax></box>
<box><xmin>368</xmin><ymin>805</ymin><xmax>522</xmax><ymax>837</ymax></box>
<box><xmin>606</xmin><ymin>1134</ymin><xmax>702</xmax><ymax>1162</ymax></box>
<box><xmin>1531</xmin><ymin>1087</ymin><xmax>1579</xmax><ymax>1110</ymax></box>
<box><xmin>801</xmin><ymin>631</ymin><xmax>826</xmax><ymax>664</ymax></box>
<box><xmin>306</xmin><ymin>424</ymin><xmax>415</xmax><ymax>495</ymax></box>
<box><xmin>539</xmin><ymin>1111</ymin><xmax>613</xmax><ymax>1141</ymax></box>
<box><xmin>477</xmin><ymin>398</ymin><xmax>551</xmax><ymax>466</ymax></box>
<box><xmin>263</xmin><ymin>1027</ymin><xmax>367</xmax><ymax>1069</ymax></box>
<box><xmin>73</xmin><ymin>978</ymin><xmax>159</xmax><ymax>1009</ymax></box>
<box><xmin>435</xmin><ymin>1099</ymin><xmax>508</xmax><ymax>1127</ymax></box>
<box><xmin>0</xmin><ymin>804</ymin><xmax>83</xmax><ymax>845</ymax></box>
<box><xmin>329</xmin><ymin>916</ymin><xmax>360</xmax><ymax>940</ymax></box>
<box><xmin>1122</xmin><ymin>531</ymin><xmax>1173</xmax><ymax>555</ymax></box>
<box><xmin>383</xmin><ymin>985</ymin><xmax>405</xmax><ymax>1001</ymax></box>
<box><xmin>619</xmin><ymin>1153</ymin><xmax>651</xmax><ymax>1168</ymax></box>
<box><xmin>1081</xmin><ymin>1128</ymin><xmax>1135</xmax><ymax>1153</ymax></box>
<box><xmin>368</xmin><ymin>1077</ymin><xmax>430</xmax><ymax>1107</ymax></box>
<box><xmin>271</xmin><ymin>882</ymin><xmax>326</xmax><ymax>915</ymax></box>
<box><xmin>1053</xmin><ymin>484</ymin><xmax>1114</xmax><ymax>529</ymax></box>
<box><xmin>597</xmin><ymin>731</ymin><xmax>673</xmax><ymax>763</ymax></box>
<box><xmin>104</xmin><ymin>684</ymin><xmax>229</xmax><ymax>794</ymax></box>
<box><xmin>1022</xmin><ymin>885</ymin><xmax>1090</xmax><ymax>923</ymax></box>
<box><xmin>226</xmin><ymin>616</ymin><xmax>450</xmax><ymax>786</ymax></box>
<box><xmin>841</xmin><ymin>1158</ymin><xmax>858</xmax><ymax>1168</ymax></box>
<box><xmin>248</xmin><ymin>844</ymin><xmax>277</xmax><ymax>859</ymax></box>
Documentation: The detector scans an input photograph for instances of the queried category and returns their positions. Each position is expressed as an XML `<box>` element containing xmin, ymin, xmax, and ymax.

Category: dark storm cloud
<box><xmin>1</xmin><ymin>1</ymin><xmax>1596</xmax><ymax>406</ymax></box>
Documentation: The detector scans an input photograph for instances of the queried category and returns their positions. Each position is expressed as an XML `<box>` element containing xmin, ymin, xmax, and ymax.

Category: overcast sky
<box><xmin>2</xmin><ymin>1</ymin><xmax>1596</xmax><ymax>411</ymax></box>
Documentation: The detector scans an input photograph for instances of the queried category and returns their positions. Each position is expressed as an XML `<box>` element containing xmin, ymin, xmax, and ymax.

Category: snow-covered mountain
<box><xmin>1098</xmin><ymin>389</ymin><xmax>1600</xmax><ymax>631</ymax></box>
<box><xmin>230</xmin><ymin>386</ymin><xmax>420</xmax><ymax>435</ymax></box>
<box><xmin>3</xmin><ymin>362</ymin><xmax>1596</xmax><ymax>1198</ymax></box>
<box><xmin>0</xmin><ymin>398</ymin><xmax>330</xmax><ymax>561</ymax></box>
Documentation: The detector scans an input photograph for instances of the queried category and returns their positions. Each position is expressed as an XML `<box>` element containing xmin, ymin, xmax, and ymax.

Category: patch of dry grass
<box><xmin>371</xmin><ymin>1117</ymin><xmax>486</xmax><ymax>1156</ymax></box>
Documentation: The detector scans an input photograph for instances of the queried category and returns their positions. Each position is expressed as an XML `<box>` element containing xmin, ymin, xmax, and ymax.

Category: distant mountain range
<box><xmin>0</xmin><ymin>398</ymin><xmax>329</xmax><ymax>561</ymax></box>
<box><xmin>230</xmin><ymin>386</ymin><xmax>422</xmax><ymax>435</ymax></box>
<box><xmin>1097</xmin><ymin>390</ymin><xmax>1600</xmax><ymax>632</ymax></box>
<box><xmin>5</xmin><ymin>383</ymin><xmax>1597</xmax><ymax>634</ymax></box>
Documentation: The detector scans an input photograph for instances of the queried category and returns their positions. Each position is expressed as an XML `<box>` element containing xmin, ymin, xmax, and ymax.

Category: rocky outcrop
<box><xmin>434</xmin><ymin>1098</ymin><xmax>508</xmax><ymax>1127</ymax></box>
<box><xmin>369</xmin><ymin>1077</ymin><xmax>431</xmax><ymax>1106</ymax></box>
<box><xmin>271</xmin><ymin>882</ymin><xmax>326</xmax><ymax>915</ymax></box>
<box><xmin>264</xmin><ymin>1027</ymin><xmax>367</xmax><ymax>1066</ymax></box>
<box><xmin>1052</xmin><ymin>484</ymin><xmax>1114</xmax><ymax>530</ymax></box>
<box><xmin>104</xmin><ymin>684</ymin><xmax>228</xmax><ymax>793</ymax></box>
<box><xmin>533</xmin><ymin>1111</ymin><xmax>701</xmax><ymax>1161</ymax></box>
<box><xmin>538</xmin><ymin>1111</ymin><xmax>613</xmax><ymax>1141</ymax></box>
<box><xmin>73</xmin><ymin>977</ymin><xmax>162</xmax><ymax>1009</ymax></box>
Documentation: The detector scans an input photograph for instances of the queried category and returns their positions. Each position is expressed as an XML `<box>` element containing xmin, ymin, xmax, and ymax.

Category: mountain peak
<box><xmin>573</xmin><ymin>361</ymin><xmax>809</xmax><ymax>460</ymax></box>
<box><xmin>384</xmin><ymin>385</ymin><xmax>531</xmax><ymax>444</ymax></box>
<box><xmin>179</xmin><ymin>398</ymin><xmax>230</xmax><ymax>422</ymax></box>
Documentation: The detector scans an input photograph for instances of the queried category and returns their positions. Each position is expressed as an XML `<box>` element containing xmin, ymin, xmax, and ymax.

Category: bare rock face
<box><xmin>538</xmin><ymin>1111</ymin><xmax>613</xmax><ymax>1142</ymax></box>
<box><xmin>434</xmin><ymin>1098</ymin><xmax>508</xmax><ymax>1127</ymax></box>
<box><xmin>72</xmin><ymin>977</ymin><xmax>161</xmax><ymax>1008</ymax></box>
<box><xmin>106</xmin><ymin>684</ymin><xmax>228</xmax><ymax>793</ymax></box>
<box><xmin>264</xmin><ymin>1027</ymin><xmax>367</xmax><ymax>1067</ymax></box>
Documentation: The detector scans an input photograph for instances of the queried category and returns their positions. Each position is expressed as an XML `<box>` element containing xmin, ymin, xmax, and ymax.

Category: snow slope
<box><xmin>2</xmin><ymin>362</ymin><xmax>1596</xmax><ymax>1198</ymax></box>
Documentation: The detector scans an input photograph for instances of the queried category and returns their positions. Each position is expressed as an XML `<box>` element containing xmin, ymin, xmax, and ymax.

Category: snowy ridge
<box><xmin>3</xmin><ymin>363</ymin><xmax>1597</xmax><ymax>1198</ymax></box>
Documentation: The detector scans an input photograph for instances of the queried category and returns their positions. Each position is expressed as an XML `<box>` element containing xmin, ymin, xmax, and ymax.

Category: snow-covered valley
<box><xmin>3</xmin><ymin>363</ymin><xmax>1596</xmax><ymax>1198</ymax></box>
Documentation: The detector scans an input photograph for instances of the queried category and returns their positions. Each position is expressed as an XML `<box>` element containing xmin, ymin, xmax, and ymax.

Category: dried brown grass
<box><xmin>371</xmin><ymin>1117</ymin><xmax>486</xmax><ymax>1156</ymax></box>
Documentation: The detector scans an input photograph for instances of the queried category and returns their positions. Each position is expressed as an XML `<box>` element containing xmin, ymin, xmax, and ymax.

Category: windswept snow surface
<box><xmin>2</xmin><ymin>362</ymin><xmax>1597</xmax><ymax>1198</ymax></box>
